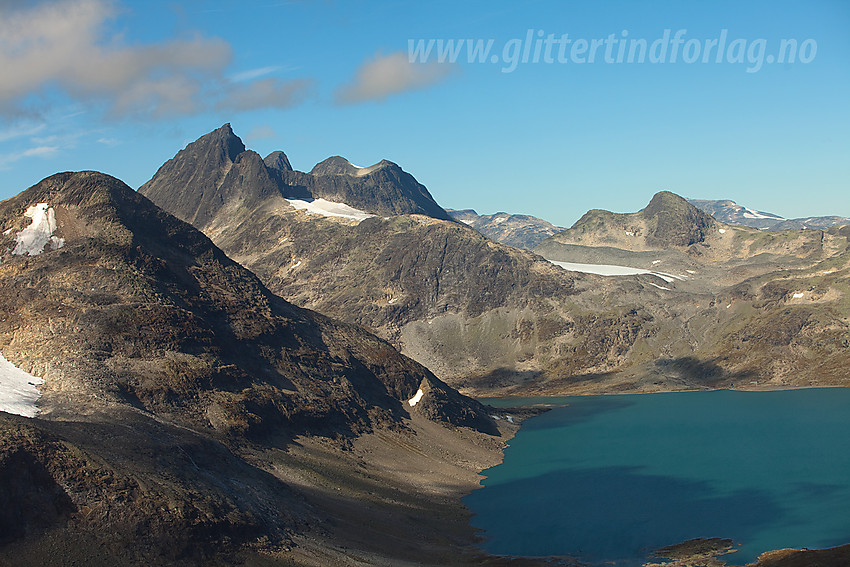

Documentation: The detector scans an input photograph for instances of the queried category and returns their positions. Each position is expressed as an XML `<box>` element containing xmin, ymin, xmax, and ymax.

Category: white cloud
<box><xmin>335</xmin><ymin>51</ymin><xmax>455</xmax><ymax>104</ymax></box>
<box><xmin>216</xmin><ymin>78</ymin><xmax>313</xmax><ymax>112</ymax></box>
<box><xmin>0</xmin><ymin>0</ymin><xmax>310</xmax><ymax>119</ymax></box>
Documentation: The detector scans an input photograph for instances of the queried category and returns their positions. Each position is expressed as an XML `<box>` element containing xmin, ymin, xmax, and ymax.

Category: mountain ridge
<box><xmin>140</xmin><ymin>125</ymin><xmax>452</xmax><ymax>226</ymax></box>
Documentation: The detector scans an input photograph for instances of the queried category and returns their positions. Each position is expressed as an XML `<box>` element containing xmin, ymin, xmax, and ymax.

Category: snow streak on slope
<box><xmin>286</xmin><ymin>198</ymin><xmax>376</xmax><ymax>222</ymax></box>
<box><xmin>0</xmin><ymin>353</ymin><xmax>44</xmax><ymax>418</ymax></box>
<box><xmin>12</xmin><ymin>203</ymin><xmax>64</xmax><ymax>256</ymax></box>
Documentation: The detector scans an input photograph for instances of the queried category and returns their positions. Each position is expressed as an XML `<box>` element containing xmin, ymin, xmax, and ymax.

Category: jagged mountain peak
<box><xmin>193</xmin><ymin>122</ymin><xmax>246</xmax><ymax>162</ymax></box>
<box><xmin>263</xmin><ymin>150</ymin><xmax>292</xmax><ymax>172</ymax></box>
<box><xmin>141</xmin><ymin>124</ymin><xmax>453</xmax><ymax>224</ymax></box>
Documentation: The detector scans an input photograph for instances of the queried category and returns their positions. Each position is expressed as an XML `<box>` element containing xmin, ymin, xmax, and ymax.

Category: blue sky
<box><xmin>1</xmin><ymin>0</ymin><xmax>848</xmax><ymax>226</ymax></box>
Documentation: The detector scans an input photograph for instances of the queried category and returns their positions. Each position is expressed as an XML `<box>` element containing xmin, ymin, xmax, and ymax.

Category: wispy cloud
<box><xmin>0</xmin><ymin>144</ymin><xmax>59</xmax><ymax>170</ymax></box>
<box><xmin>0</xmin><ymin>0</ymin><xmax>311</xmax><ymax>119</ymax></box>
<box><xmin>230</xmin><ymin>66</ymin><xmax>283</xmax><ymax>83</ymax></box>
<box><xmin>0</xmin><ymin>122</ymin><xmax>46</xmax><ymax>143</ymax></box>
<box><xmin>335</xmin><ymin>51</ymin><xmax>455</xmax><ymax>104</ymax></box>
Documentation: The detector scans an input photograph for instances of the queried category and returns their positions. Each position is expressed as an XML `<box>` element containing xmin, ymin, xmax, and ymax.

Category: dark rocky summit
<box><xmin>263</xmin><ymin>150</ymin><xmax>292</xmax><ymax>172</ymax></box>
<box><xmin>140</xmin><ymin>125</ymin><xmax>452</xmax><ymax>227</ymax></box>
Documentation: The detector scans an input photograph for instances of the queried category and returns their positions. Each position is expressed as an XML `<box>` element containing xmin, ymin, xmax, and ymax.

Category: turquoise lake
<box><xmin>465</xmin><ymin>389</ymin><xmax>850</xmax><ymax>566</ymax></box>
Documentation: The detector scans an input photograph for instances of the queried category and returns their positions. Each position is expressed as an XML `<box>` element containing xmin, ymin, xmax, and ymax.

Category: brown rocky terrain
<box><xmin>140</xmin><ymin>126</ymin><xmax>850</xmax><ymax>397</ymax></box>
<box><xmin>0</xmin><ymin>171</ymin><xmax>525</xmax><ymax>566</ymax></box>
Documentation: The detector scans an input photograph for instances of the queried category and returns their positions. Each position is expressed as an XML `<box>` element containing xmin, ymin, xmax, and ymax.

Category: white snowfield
<box><xmin>286</xmin><ymin>198</ymin><xmax>375</xmax><ymax>222</ymax></box>
<box><xmin>12</xmin><ymin>203</ymin><xmax>64</xmax><ymax>256</ymax></box>
<box><xmin>408</xmin><ymin>388</ymin><xmax>424</xmax><ymax>407</ymax></box>
<box><xmin>742</xmin><ymin>208</ymin><xmax>781</xmax><ymax>220</ymax></box>
<box><xmin>548</xmin><ymin>260</ymin><xmax>686</xmax><ymax>283</ymax></box>
<box><xmin>792</xmin><ymin>292</ymin><xmax>805</xmax><ymax>299</ymax></box>
<box><xmin>0</xmin><ymin>353</ymin><xmax>44</xmax><ymax>418</ymax></box>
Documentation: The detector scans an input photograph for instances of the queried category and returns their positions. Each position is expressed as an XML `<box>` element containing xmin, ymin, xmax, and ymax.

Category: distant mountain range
<box><xmin>138</xmin><ymin>125</ymin><xmax>850</xmax><ymax>398</ymax></box>
<box><xmin>687</xmin><ymin>198</ymin><xmax>850</xmax><ymax>231</ymax></box>
<box><xmin>447</xmin><ymin>198</ymin><xmax>848</xmax><ymax>251</ymax></box>
<box><xmin>446</xmin><ymin>209</ymin><xmax>564</xmax><ymax>250</ymax></box>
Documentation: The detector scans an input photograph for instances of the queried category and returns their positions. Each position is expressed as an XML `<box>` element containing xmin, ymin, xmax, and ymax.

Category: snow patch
<box><xmin>686</xmin><ymin>270</ymin><xmax>697</xmax><ymax>274</ymax></box>
<box><xmin>647</xmin><ymin>282</ymin><xmax>670</xmax><ymax>291</ymax></box>
<box><xmin>407</xmin><ymin>388</ymin><xmax>424</xmax><ymax>407</ymax></box>
<box><xmin>718</xmin><ymin>228</ymin><xmax>727</xmax><ymax>234</ymax></box>
<box><xmin>652</xmin><ymin>260</ymin><xmax>662</xmax><ymax>265</ymax></box>
<box><xmin>625</xmin><ymin>231</ymin><xmax>635</xmax><ymax>236</ymax></box>
<box><xmin>387</xmin><ymin>297</ymin><xmax>398</xmax><ymax>305</ymax></box>
<box><xmin>792</xmin><ymin>292</ymin><xmax>805</xmax><ymax>299</ymax></box>
<box><xmin>12</xmin><ymin>203</ymin><xmax>64</xmax><ymax>256</ymax></box>
<box><xmin>286</xmin><ymin>198</ymin><xmax>375</xmax><ymax>222</ymax></box>
<box><xmin>460</xmin><ymin>219</ymin><xmax>474</xmax><ymax>226</ymax></box>
<box><xmin>2</xmin><ymin>227</ymin><xmax>13</xmax><ymax>236</ymax></box>
<box><xmin>291</xmin><ymin>260</ymin><xmax>302</xmax><ymax>269</ymax></box>
<box><xmin>0</xmin><ymin>353</ymin><xmax>44</xmax><ymax>418</ymax></box>
<box><xmin>493</xmin><ymin>216</ymin><xmax>508</xmax><ymax>224</ymax></box>
<box><xmin>505</xmin><ymin>415</ymin><xmax>514</xmax><ymax>423</ymax></box>
<box><xmin>549</xmin><ymin>260</ymin><xmax>682</xmax><ymax>283</ymax></box>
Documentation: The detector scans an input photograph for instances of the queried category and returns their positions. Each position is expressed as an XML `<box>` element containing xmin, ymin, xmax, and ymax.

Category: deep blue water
<box><xmin>465</xmin><ymin>389</ymin><xmax>850</xmax><ymax>566</ymax></box>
